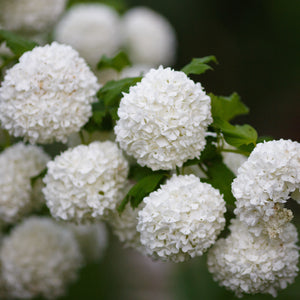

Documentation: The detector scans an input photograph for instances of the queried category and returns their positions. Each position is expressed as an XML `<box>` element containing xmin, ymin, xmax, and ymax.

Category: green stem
<box><xmin>79</xmin><ymin>130</ymin><xmax>86</xmax><ymax>145</ymax></box>
<box><xmin>3</xmin><ymin>130</ymin><xmax>11</xmax><ymax>148</ymax></box>
<box><xmin>198</xmin><ymin>163</ymin><xmax>209</xmax><ymax>177</ymax></box>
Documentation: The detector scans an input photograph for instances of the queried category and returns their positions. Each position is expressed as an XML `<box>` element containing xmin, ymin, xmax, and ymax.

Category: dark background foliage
<box><xmin>126</xmin><ymin>0</ymin><xmax>300</xmax><ymax>141</ymax></box>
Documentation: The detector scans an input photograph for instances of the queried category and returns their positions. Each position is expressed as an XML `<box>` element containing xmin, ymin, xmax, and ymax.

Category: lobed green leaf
<box><xmin>117</xmin><ymin>173</ymin><xmax>167</xmax><ymax>213</ymax></box>
<box><xmin>0</xmin><ymin>29</ymin><xmax>38</xmax><ymax>57</ymax></box>
<box><xmin>97</xmin><ymin>51</ymin><xmax>131</xmax><ymax>72</ymax></box>
<box><xmin>202</xmin><ymin>158</ymin><xmax>236</xmax><ymax>206</ymax></box>
<box><xmin>210</xmin><ymin>92</ymin><xmax>249</xmax><ymax>122</ymax></box>
<box><xmin>212</xmin><ymin>117</ymin><xmax>257</xmax><ymax>150</ymax></box>
<box><xmin>181</xmin><ymin>56</ymin><xmax>218</xmax><ymax>76</ymax></box>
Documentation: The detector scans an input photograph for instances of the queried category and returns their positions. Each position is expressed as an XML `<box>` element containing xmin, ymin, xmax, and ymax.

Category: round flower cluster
<box><xmin>0</xmin><ymin>0</ymin><xmax>67</xmax><ymax>34</ymax></box>
<box><xmin>54</xmin><ymin>3</ymin><xmax>121</xmax><ymax>68</ymax></box>
<box><xmin>68</xmin><ymin>222</ymin><xmax>108</xmax><ymax>264</ymax></box>
<box><xmin>0</xmin><ymin>142</ymin><xmax>50</xmax><ymax>223</ymax></box>
<box><xmin>0</xmin><ymin>217</ymin><xmax>82</xmax><ymax>299</ymax></box>
<box><xmin>137</xmin><ymin>174</ymin><xmax>226</xmax><ymax>262</ymax></box>
<box><xmin>122</xmin><ymin>7</ymin><xmax>176</xmax><ymax>66</ymax></box>
<box><xmin>207</xmin><ymin>219</ymin><xmax>299</xmax><ymax>297</ymax></box>
<box><xmin>43</xmin><ymin>141</ymin><xmax>129</xmax><ymax>223</ymax></box>
<box><xmin>115</xmin><ymin>66</ymin><xmax>212</xmax><ymax>171</ymax></box>
<box><xmin>0</xmin><ymin>42</ymin><xmax>99</xmax><ymax>144</ymax></box>
<box><xmin>232</xmin><ymin>139</ymin><xmax>300</xmax><ymax>237</ymax></box>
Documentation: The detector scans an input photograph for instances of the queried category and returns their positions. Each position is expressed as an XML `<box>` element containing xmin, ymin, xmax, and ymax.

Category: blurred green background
<box><xmin>16</xmin><ymin>0</ymin><xmax>300</xmax><ymax>299</ymax></box>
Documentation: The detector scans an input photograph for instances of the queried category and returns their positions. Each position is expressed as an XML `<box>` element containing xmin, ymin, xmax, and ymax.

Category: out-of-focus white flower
<box><xmin>0</xmin><ymin>217</ymin><xmax>82</xmax><ymax>299</ymax></box>
<box><xmin>108</xmin><ymin>201</ymin><xmax>145</xmax><ymax>252</ymax></box>
<box><xmin>0</xmin><ymin>0</ymin><xmax>67</xmax><ymax>34</ymax></box>
<box><xmin>232</xmin><ymin>139</ymin><xmax>300</xmax><ymax>238</ymax></box>
<box><xmin>43</xmin><ymin>141</ymin><xmax>129</xmax><ymax>223</ymax></box>
<box><xmin>67</xmin><ymin>130</ymin><xmax>115</xmax><ymax>148</ymax></box>
<box><xmin>119</xmin><ymin>64</ymin><xmax>151</xmax><ymax>79</ymax></box>
<box><xmin>122</xmin><ymin>7</ymin><xmax>176</xmax><ymax>66</ymax></box>
<box><xmin>0</xmin><ymin>142</ymin><xmax>50</xmax><ymax>224</ymax></box>
<box><xmin>222</xmin><ymin>144</ymin><xmax>247</xmax><ymax>175</ymax></box>
<box><xmin>54</xmin><ymin>4</ymin><xmax>122</xmax><ymax>68</ymax></box>
<box><xmin>0</xmin><ymin>42</ymin><xmax>99</xmax><ymax>144</ymax></box>
<box><xmin>115</xmin><ymin>66</ymin><xmax>212</xmax><ymax>171</ymax></box>
<box><xmin>68</xmin><ymin>222</ymin><xmax>107</xmax><ymax>264</ymax></box>
<box><xmin>207</xmin><ymin>219</ymin><xmax>299</xmax><ymax>297</ymax></box>
<box><xmin>137</xmin><ymin>174</ymin><xmax>226</xmax><ymax>262</ymax></box>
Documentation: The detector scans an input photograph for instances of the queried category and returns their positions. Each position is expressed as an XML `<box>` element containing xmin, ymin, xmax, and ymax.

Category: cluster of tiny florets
<box><xmin>0</xmin><ymin>142</ymin><xmax>50</xmax><ymax>223</ymax></box>
<box><xmin>54</xmin><ymin>3</ymin><xmax>121</xmax><ymax>68</ymax></box>
<box><xmin>0</xmin><ymin>42</ymin><xmax>99</xmax><ymax>144</ymax></box>
<box><xmin>43</xmin><ymin>141</ymin><xmax>129</xmax><ymax>223</ymax></box>
<box><xmin>207</xmin><ymin>219</ymin><xmax>299</xmax><ymax>297</ymax></box>
<box><xmin>122</xmin><ymin>7</ymin><xmax>177</xmax><ymax>67</ymax></box>
<box><xmin>115</xmin><ymin>66</ymin><xmax>212</xmax><ymax>171</ymax></box>
<box><xmin>137</xmin><ymin>174</ymin><xmax>226</xmax><ymax>262</ymax></box>
<box><xmin>0</xmin><ymin>217</ymin><xmax>82</xmax><ymax>299</ymax></box>
<box><xmin>232</xmin><ymin>139</ymin><xmax>300</xmax><ymax>237</ymax></box>
<box><xmin>0</xmin><ymin>0</ymin><xmax>67</xmax><ymax>34</ymax></box>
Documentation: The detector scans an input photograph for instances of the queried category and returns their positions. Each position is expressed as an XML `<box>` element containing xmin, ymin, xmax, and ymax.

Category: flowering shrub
<box><xmin>0</xmin><ymin>2</ymin><xmax>299</xmax><ymax>299</ymax></box>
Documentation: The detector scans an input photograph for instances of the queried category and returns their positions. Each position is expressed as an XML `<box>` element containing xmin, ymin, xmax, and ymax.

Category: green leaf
<box><xmin>181</xmin><ymin>56</ymin><xmax>218</xmax><ymax>76</ymax></box>
<box><xmin>0</xmin><ymin>29</ymin><xmax>38</xmax><ymax>57</ymax></box>
<box><xmin>210</xmin><ymin>92</ymin><xmax>249</xmax><ymax>122</ymax></box>
<box><xmin>202</xmin><ymin>158</ymin><xmax>236</xmax><ymax>205</ymax></box>
<box><xmin>183</xmin><ymin>136</ymin><xmax>218</xmax><ymax>167</ymax></box>
<box><xmin>212</xmin><ymin>118</ymin><xmax>257</xmax><ymax>149</ymax></box>
<box><xmin>97</xmin><ymin>51</ymin><xmax>131</xmax><ymax>72</ymax></box>
<box><xmin>30</xmin><ymin>168</ymin><xmax>47</xmax><ymax>187</ymax></box>
<box><xmin>84</xmin><ymin>76</ymin><xmax>141</xmax><ymax>132</ymax></box>
<box><xmin>117</xmin><ymin>173</ymin><xmax>167</xmax><ymax>213</ymax></box>
<box><xmin>98</xmin><ymin>77</ymin><xmax>142</xmax><ymax>108</ymax></box>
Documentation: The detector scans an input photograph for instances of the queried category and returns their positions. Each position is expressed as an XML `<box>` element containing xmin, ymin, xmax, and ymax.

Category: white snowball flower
<box><xmin>115</xmin><ymin>66</ymin><xmax>212</xmax><ymax>171</ymax></box>
<box><xmin>119</xmin><ymin>64</ymin><xmax>151</xmax><ymax>79</ymax></box>
<box><xmin>54</xmin><ymin>4</ymin><xmax>122</xmax><ymax>68</ymax></box>
<box><xmin>0</xmin><ymin>42</ymin><xmax>99</xmax><ymax>144</ymax></box>
<box><xmin>137</xmin><ymin>174</ymin><xmax>226</xmax><ymax>262</ymax></box>
<box><xmin>0</xmin><ymin>142</ymin><xmax>50</xmax><ymax>224</ymax></box>
<box><xmin>0</xmin><ymin>217</ymin><xmax>82</xmax><ymax>299</ymax></box>
<box><xmin>207</xmin><ymin>219</ymin><xmax>299</xmax><ymax>297</ymax></box>
<box><xmin>122</xmin><ymin>7</ymin><xmax>176</xmax><ymax>66</ymax></box>
<box><xmin>43</xmin><ymin>141</ymin><xmax>129</xmax><ymax>223</ymax></box>
<box><xmin>0</xmin><ymin>0</ymin><xmax>67</xmax><ymax>34</ymax></box>
<box><xmin>232</xmin><ymin>139</ymin><xmax>300</xmax><ymax>238</ymax></box>
<box><xmin>68</xmin><ymin>222</ymin><xmax>107</xmax><ymax>264</ymax></box>
<box><xmin>222</xmin><ymin>144</ymin><xmax>247</xmax><ymax>175</ymax></box>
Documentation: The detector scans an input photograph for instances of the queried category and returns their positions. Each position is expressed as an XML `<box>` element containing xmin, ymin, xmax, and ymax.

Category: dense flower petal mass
<box><xmin>43</xmin><ymin>141</ymin><xmax>129</xmax><ymax>223</ymax></box>
<box><xmin>0</xmin><ymin>217</ymin><xmax>82</xmax><ymax>299</ymax></box>
<box><xmin>207</xmin><ymin>219</ymin><xmax>299</xmax><ymax>297</ymax></box>
<box><xmin>137</xmin><ymin>174</ymin><xmax>226</xmax><ymax>262</ymax></box>
<box><xmin>0</xmin><ymin>42</ymin><xmax>99</xmax><ymax>144</ymax></box>
<box><xmin>115</xmin><ymin>66</ymin><xmax>212</xmax><ymax>171</ymax></box>
<box><xmin>0</xmin><ymin>142</ymin><xmax>50</xmax><ymax>223</ymax></box>
<box><xmin>54</xmin><ymin>3</ymin><xmax>121</xmax><ymax>67</ymax></box>
<box><xmin>122</xmin><ymin>7</ymin><xmax>176</xmax><ymax>66</ymax></box>
<box><xmin>232</xmin><ymin>139</ymin><xmax>300</xmax><ymax>237</ymax></box>
<box><xmin>0</xmin><ymin>0</ymin><xmax>67</xmax><ymax>33</ymax></box>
